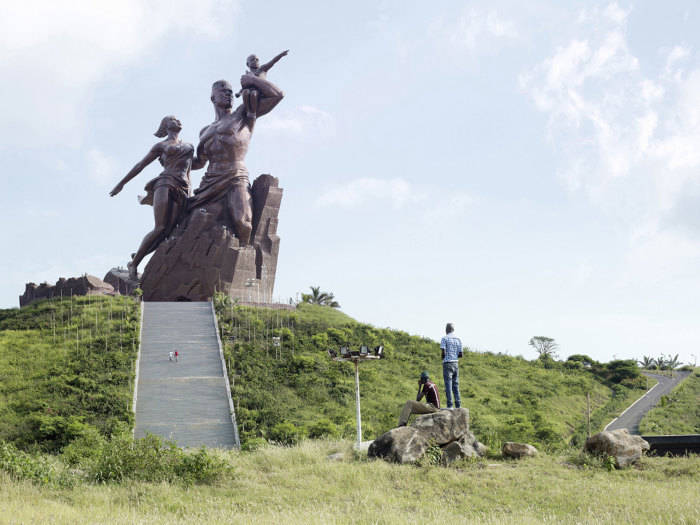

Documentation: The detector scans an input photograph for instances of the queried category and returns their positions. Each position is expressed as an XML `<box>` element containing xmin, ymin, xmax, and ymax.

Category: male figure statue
<box><xmin>398</xmin><ymin>371</ymin><xmax>441</xmax><ymax>426</ymax></box>
<box><xmin>191</xmin><ymin>66</ymin><xmax>285</xmax><ymax>245</ymax></box>
<box><xmin>441</xmin><ymin>323</ymin><xmax>462</xmax><ymax>408</ymax></box>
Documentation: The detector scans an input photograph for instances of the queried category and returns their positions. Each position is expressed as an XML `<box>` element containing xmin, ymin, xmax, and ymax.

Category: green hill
<box><xmin>0</xmin><ymin>296</ymin><xmax>139</xmax><ymax>452</ymax></box>
<box><xmin>0</xmin><ymin>295</ymin><xmax>647</xmax><ymax>453</ymax></box>
<box><xmin>214</xmin><ymin>297</ymin><xmax>646</xmax><ymax>449</ymax></box>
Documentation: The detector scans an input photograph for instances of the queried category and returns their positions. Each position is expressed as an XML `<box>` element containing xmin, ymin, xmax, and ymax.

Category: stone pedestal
<box><xmin>141</xmin><ymin>174</ymin><xmax>282</xmax><ymax>302</ymax></box>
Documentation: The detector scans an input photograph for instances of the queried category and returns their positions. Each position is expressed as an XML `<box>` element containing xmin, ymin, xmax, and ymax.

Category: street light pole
<box><xmin>329</xmin><ymin>347</ymin><xmax>382</xmax><ymax>450</ymax></box>
<box><xmin>354</xmin><ymin>360</ymin><xmax>361</xmax><ymax>448</ymax></box>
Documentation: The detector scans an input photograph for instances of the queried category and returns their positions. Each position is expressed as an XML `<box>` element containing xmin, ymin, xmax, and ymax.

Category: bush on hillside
<box><xmin>64</xmin><ymin>430</ymin><xmax>231</xmax><ymax>485</ymax></box>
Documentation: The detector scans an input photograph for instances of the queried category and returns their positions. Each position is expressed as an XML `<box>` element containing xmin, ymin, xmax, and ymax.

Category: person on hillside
<box><xmin>398</xmin><ymin>371</ymin><xmax>440</xmax><ymax>426</ymax></box>
<box><xmin>441</xmin><ymin>323</ymin><xmax>462</xmax><ymax>408</ymax></box>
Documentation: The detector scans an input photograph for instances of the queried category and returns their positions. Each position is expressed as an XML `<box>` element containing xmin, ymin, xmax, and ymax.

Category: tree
<box><xmin>638</xmin><ymin>355</ymin><xmax>655</xmax><ymax>369</ymax></box>
<box><xmin>529</xmin><ymin>336</ymin><xmax>559</xmax><ymax>360</ymax></box>
<box><xmin>667</xmin><ymin>354</ymin><xmax>681</xmax><ymax>369</ymax></box>
<box><xmin>567</xmin><ymin>354</ymin><xmax>596</xmax><ymax>368</ymax></box>
<box><xmin>654</xmin><ymin>355</ymin><xmax>668</xmax><ymax>370</ymax></box>
<box><xmin>301</xmin><ymin>286</ymin><xmax>340</xmax><ymax>308</ymax></box>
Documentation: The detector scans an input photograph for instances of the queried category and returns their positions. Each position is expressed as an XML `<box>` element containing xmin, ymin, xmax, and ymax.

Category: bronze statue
<box><xmin>110</xmin><ymin>116</ymin><xmax>193</xmax><ymax>279</ymax></box>
<box><xmin>235</xmin><ymin>50</ymin><xmax>288</xmax><ymax>120</ymax></box>
<box><xmin>190</xmin><ymin>52</ymin><xmax>287</xmax><ymax>245</ymax></box>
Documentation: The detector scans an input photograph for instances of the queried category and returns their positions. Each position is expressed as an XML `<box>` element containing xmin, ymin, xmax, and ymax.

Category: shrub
<box><xmin>416</xmin><ymin>441</ymin><xmax>443</xmax><ymax>467</ymax></box>
<box><xmin>83</xmin><ymin>432</ymin><xmax>230</xmax><ymax>485</ymax></box>
<box><xmin>0</xmin><ymin>441</ymin><xmax>73</xmax><ymax>487</ymax></box>
<box><xmin>306</xmin><ymin>419</ymin><xmax>339</xmax><ymax>439</ymax></box>
<box><xmin>269</xmin><ymin>422</ymin><xmax>303</xmax><ymax>445</ymax></box>
<box><xmin>241</xmin><ymin>437</ymin><xmax>267</xmax><ymax>452</ymax></box>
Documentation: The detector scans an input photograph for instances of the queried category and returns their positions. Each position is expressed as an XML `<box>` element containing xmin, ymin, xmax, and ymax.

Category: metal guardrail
<box><xmin>642</xmin><ymin>435</ymin><xmax>700</xmax><ymax>456</ymax></box>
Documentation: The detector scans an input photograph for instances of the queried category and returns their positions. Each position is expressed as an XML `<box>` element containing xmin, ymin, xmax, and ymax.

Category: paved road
<box><xmin>134</xmin><ymin>302</ymin><xmax>239</xmax><ymax>448</ymax></box>
<box><xmin>605</xmin><ymin>371</ymin><xmax>692</xmax><ymax>434</ymax></box>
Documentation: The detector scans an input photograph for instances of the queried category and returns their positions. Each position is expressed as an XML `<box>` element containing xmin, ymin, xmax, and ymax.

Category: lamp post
<box><xmin>329</xmin><ymin>345</ymin><xmax>383</xmax><ymax>449</ymax></box>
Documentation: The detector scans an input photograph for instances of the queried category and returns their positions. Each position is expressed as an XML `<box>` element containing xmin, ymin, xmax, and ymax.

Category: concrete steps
<box><xmin>134</xmin><ymin>301</ymin><xmax>239</xmax><ymax>448</ymax></box>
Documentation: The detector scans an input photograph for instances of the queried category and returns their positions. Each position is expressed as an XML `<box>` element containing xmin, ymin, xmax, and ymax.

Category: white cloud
<box><xmin>316</xmin><ymin>177</ymin><xmax>423</xmax><ymax>210</ymax></box>
<box><xmin>429</xmin><ymin>7</ymin><xmax>517</xmax><ymax>56</ymax></box>
<box><xmin>0</xmin><ymin>0</ymin><xmax>238</xmax><ymax>145</ymax></box>
<box><xmin>521</xmin><ymin>4</ymin><xmax>700</xmax><ymax>234</ymax></box>
<box><xmin>520</xmin><ymin>2</ymin><xmax>700</xmax><ymax>288</ymax></box>
<box><xmin>86</xmin><ymin>148</ymin><xmax>118</xmax><ymax>185</ymax></box>
<box><xmin>261</xmin><ymin>105</ymin><xmax>335</xmax><ymax>139</ymax></box>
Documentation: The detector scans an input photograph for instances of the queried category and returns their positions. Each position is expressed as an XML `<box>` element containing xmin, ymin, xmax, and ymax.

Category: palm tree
<box><xmin>666</xmin><ymin>354</ymin><xmax>681</xmax><ymax>377</ymax></box>
<box><xmin>654</xmin><ymin>355</ymin><xmax>668</xmax><ymax>370</ymax></box>
<box><xmin>638</xmin><ymin>356</ymin><xmax>655</xmax><ymax>369</ymax></box>
<box><xmin>301</xmin><ymin>286</ymin><xmax>340</xmax><ymax>308</ymax></box>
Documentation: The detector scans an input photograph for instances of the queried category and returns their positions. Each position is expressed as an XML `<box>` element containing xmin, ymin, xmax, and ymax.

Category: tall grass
<box><xmin>0</xmin><ymin>441</ymin><xmax>697</xmax><ymax>524</ymax></box>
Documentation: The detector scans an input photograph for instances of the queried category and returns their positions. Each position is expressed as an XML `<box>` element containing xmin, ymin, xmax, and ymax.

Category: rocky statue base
<box><xmin>141</xmin><ymin>174</ymin><xmax>282</xmax><ymax>302</ymax></box>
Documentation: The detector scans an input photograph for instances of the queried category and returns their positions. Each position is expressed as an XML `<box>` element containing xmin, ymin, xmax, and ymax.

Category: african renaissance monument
<box><xmin>110</xmin><ymin>51</ymin><xmax>289</xmax><ymax>302</ymax></box>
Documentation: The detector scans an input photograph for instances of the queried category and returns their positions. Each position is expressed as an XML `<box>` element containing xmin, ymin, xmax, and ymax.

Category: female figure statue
<box><xmin>110</xmin><ymin>116</ymin><xmax>193</xmax><ymax>280</ymax></box>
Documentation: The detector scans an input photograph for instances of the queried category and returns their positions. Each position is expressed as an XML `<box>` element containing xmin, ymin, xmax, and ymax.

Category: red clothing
<box><xmin>418</xmin><ymin>380</ymin><xmax>440</xmax><ymax>408</ymax></box>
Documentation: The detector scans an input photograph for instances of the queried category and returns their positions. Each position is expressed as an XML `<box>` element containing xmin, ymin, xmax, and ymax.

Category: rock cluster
<box><xmin>103</xmin><ymin>267</ymin><xmax>140</xmax><ymax>296</ymax></box>
<box><xmin>20</xmin><ymin>275</ymin><xmax>114</xmax><ymax>307</ymax></box>
<box><xmin>368</xmin><ymin>408</ymin><xmax>487</xmax><ymax>464</ymax></box>
<box><xmin>585</xmin><ymin>429</ymin><xmax>650</xmax><ymax>468</ymax></box>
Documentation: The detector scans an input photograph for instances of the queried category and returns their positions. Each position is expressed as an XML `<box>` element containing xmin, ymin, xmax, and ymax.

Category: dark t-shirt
<box><xmin>419</xmin><ymin>381</ymin><xmax>440</xmax><ymax>408</ymax></box>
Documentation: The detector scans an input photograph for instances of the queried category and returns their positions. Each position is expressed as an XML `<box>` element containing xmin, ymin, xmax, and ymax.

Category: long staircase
<box><xmin>134</xmin><ymin>301</ymin><xmax>239</xmax><ymax>448</ymax></box>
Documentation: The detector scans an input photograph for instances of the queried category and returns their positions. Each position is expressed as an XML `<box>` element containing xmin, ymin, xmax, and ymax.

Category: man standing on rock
<box><xmin>441</xmin><ymin>323</ymin><xmax>462</xmax><ymax>408</ymax></box>
<box><xmin>398</xmin><ymin>371</ymin><xmax>440</xmax><ymax>426</ymax></box>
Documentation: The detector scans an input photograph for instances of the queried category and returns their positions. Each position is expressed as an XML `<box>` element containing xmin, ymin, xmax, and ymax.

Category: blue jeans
<box><xmin>443</xmin><ymin>361</ymin><xmax>461</xmax><ymax>408</ymax></box>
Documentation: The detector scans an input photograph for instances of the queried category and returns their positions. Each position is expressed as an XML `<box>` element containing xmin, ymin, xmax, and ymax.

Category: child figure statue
<box><xmin>236</xmin><ymin>49</ymin><xmax>289</xmax><ymax>120</ymax></box>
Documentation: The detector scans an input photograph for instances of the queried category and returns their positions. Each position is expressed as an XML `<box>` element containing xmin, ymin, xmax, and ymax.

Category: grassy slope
<box><xmin>0</xmin><ymin>296</ymin><xmax>140</xmax><ymax>451</ymax></box>
<box><xmin>1</xmin><ymin>441</ymin><xmax>698</xmax><ymax>524</ymax></box>
<box><xmin>639</xmin><ymin>369</ymin><xmax>700</xmax><ymax>434</ymax></box>
<box><xmin>216</xmin><ymin>301</ymin><xmax>645</xmax><ymax>448</ymax></box>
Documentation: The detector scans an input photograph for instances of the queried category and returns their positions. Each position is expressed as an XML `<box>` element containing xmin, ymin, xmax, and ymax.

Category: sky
<box><xmin>1</xmin><ymin>0</ymin><xmax>699</xmax><ymax>367</ymax></box>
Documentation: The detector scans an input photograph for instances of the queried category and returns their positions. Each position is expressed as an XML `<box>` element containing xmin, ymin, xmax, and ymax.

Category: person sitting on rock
<box><xmin>398</xmin><ymin>371</ymin><xmax>441</xmax><ymax>426</ymax></box>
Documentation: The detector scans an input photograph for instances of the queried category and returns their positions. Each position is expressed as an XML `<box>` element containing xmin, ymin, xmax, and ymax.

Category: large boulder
<box><xmin>584</xmin><ymin>429</ymin><xmax>650</xmax><ymax>468</ymax></box>
<box><xmin>369</xmin><ymin>408</ymin><xmax>483</xmax><ymax>464</ymax></box>
<box><xmin>412</xmin><ymin>407</ymin><xmax>470</xmax><ymax>443</ymax></box>
<box><xmin>368</xmin><ymin>426</ymin><xmax>430</xmax><ymax>464</ymax></box>
<box><xmin>441</xmin><ymin>431</ymin><xmax>487</xmax><ymax>464</ymax></box>
<box><xmin>502</xmin><ymin>442</ymin><xmax>538</xmax><ymax>459</ymax></box>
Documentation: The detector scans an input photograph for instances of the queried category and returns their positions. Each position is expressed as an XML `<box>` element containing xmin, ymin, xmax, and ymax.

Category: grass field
<box><xmin>0</xmin><ymin>441</ymin><xmax>697</xmax><ymax>524</ymax></box>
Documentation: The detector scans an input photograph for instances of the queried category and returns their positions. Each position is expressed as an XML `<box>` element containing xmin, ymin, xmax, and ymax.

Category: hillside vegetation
<box><xmin>214</xmin><ymin>297</ymin><xmax>646</xmax><ymax>449</ymax></box>
<box><xmin>0</xmin><ymin>295</ymin><xmax>650</xmax><ymax>454</ymax></box>
<box><xmin>640</xmin><ymin>368</ymin><xmax>700</xmax><ymax>434</ymax></box>
<box><xmin>0</xmin><ymin>296</ymin><xmax>140</xmax><ymax>452</ymax></box>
